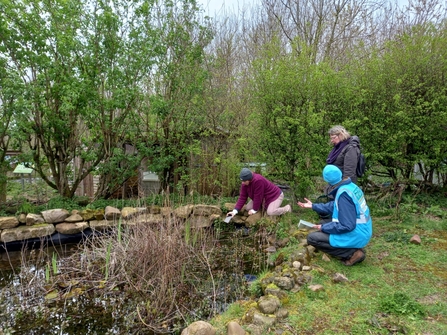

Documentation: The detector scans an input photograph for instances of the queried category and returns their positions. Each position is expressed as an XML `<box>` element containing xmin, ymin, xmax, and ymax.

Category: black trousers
<box><xmin>307</xmin><ymin>231</ymin><xmax>359</xmax><ymax>260</ymax></box>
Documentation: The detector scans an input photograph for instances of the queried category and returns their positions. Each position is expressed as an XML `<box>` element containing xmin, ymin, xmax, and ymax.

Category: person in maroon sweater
<box><xmin>227</xmin><ymin>168</ymin><xmax>292</xmax><ymax>217</ymax></box>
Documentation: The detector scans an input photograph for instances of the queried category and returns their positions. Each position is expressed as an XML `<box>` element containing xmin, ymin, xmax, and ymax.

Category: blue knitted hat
<box><xmin>240</xmin><ymin>168</ymin><xmax>253</xmax><ymax>181</ymax></box>
<box><xmin>323</xmin><ymin>165</ymin><xmax>342</xmax><ymax>185</ymax></box>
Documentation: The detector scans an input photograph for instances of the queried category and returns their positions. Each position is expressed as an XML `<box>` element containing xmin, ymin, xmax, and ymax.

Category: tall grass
<box><xmin>49</xmin><ymin>214</ymin><xmax>231</xmax><ymax>333</ymax></box>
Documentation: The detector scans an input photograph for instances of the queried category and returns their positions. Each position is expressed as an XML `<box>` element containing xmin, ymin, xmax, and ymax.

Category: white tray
<box><xmin>298</xmin><ymin>219</ymin><xmax>315</xmax><ymax>228</ymax></box>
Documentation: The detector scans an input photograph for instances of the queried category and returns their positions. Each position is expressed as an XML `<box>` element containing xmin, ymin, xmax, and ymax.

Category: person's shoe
<box><xmin>342</xmin><ymin>249</ymin><xmax>366</xmax><ymax>266</ymax></box>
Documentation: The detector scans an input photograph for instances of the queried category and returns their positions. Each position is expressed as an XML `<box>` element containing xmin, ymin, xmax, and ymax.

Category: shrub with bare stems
<box><xmin>48</xmin><ymin>215</ymin><xmax>231</xmax><ymax>333</ymax></box>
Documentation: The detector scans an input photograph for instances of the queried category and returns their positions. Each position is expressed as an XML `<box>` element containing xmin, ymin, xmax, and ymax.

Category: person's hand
<box><xmin>248</xmin><ymin>209</ymin><xmax>256</xmax><ymax>215</ymax></box>
<box><xmin>314</xmin><ymin>224</ymin><xmax>322</xmax><ymax>231</ymax></box>
<box><xmin>297</xmin><ymin>198</ymin><xmax>313</xmax><ymax>209</ymax></box>
<box><xmin>227</xmin><ymin>209</ymin><xmax>238</xmax><ymax>217</ymax></box>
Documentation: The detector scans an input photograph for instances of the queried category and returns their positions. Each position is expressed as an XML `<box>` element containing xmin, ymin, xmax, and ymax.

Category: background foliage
<box><xmin>1</xmin><ymin>0</ymin><xmax>447</xmax><ymax>201</ymax></box>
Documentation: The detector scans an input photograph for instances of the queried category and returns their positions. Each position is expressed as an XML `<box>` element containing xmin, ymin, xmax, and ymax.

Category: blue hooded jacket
<box><xmin>312</xmin><ymin>179</ymin><xmax>372</xmax><ymax>248</ymax></box>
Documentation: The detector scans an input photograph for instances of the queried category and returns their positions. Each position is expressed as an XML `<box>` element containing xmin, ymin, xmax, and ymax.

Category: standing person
<box><xmin>326</xmin><ymin>125</ymin><xmax>360</xmax><ymax>184</ymax></box>
<box><xmin>227</xmin><ymin>168</ymin><xmax>292</xmax><ymax>217</ymax></box>
<box><xmin>297</xmin><ymin>165</ymin><xmax>372</xmax><ymax>266</ymax></box>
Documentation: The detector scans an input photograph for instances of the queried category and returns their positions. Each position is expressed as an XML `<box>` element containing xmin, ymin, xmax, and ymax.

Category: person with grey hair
<box><xmin>327</xmin><ymin>125</ymin><xmax>361</xmax><ymax>184</ymax></box>
<box><xmin>227</xmin><ymin>168</ymin><xmax>291</xmax><ymax>218</ymax></box>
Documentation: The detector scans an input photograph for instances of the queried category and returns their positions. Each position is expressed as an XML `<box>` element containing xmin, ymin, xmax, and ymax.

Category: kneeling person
<box><xmin>297</xmin><ymin>165</ymin><xmax>372</xmax><ymax>266</ymax></box>
<box><xmin>227</xmin><ymin>168</ymin><xmax>291</xmax><ymax>217</ymax></box>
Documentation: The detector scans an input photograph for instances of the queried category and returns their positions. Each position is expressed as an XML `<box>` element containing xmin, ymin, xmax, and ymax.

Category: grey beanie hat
<box><xmin>240</xmin><ymin>168</ymin><xmax>253</xmax><ymax>181</ymax></box>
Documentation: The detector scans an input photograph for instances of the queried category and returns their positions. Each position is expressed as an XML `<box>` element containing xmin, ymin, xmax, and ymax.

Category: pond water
<box><xmin>0</xmin><ymin>226</ymin><xmax>267</xmax><ymax>334</ymax></box>
<box><xmin>0</xmin><ymin>245</ymin><xmax>125</xmax><ymax>334</ymax></box>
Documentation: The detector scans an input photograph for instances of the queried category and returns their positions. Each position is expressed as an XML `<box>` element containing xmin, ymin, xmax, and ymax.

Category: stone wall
<box><xmin>0</xmin><ymin>204</ymin><xmax>230</xmax><ymax>249</ymax></box>
<box><xmin>0</xmin><ymin>201</ymin><xmax>272</xmax><ymax>251</ymax></box>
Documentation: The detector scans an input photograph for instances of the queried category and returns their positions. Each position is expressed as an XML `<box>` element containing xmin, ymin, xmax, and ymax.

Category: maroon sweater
<box><xmin>235</xmin><ymin>173</ymin><xmax>281</xmax><ymax>212</ymax></box>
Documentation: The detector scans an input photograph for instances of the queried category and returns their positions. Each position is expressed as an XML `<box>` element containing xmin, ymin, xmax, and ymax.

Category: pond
<box><xmin>0</xmin><ymin>224</ymin><xmax>268</xmax><ymax>334</ymax></box>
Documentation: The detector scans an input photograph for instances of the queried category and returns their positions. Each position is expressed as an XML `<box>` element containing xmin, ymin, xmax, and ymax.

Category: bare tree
<box><xmin>259</xmin><ymin>0</ymin><xmax>393</xmax><ymax>64</ymax></box>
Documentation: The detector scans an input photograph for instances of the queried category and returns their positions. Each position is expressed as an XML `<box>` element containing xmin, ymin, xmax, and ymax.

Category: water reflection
<box><xmin>1</xmin><ymin>244</ymin><xmax>77</xmax><ymax>272</ymax></box>
<box><xmin>0</xmin><ymin>250</ymin><xmax>21</xmax><ymax>288</ymax></box>
<box><xmin>1</xmin><ymin>245</ymin><xmax>79</xmax><ymax>291</ymax></box>
<box><xmin>0</xmin><ymin>244</ymin><xmax>143</xmax><ymax>334</ymax></box>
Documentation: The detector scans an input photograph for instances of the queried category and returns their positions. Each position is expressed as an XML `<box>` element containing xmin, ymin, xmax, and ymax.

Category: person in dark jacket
<box><xmin>327</xmin><ymin>125</ymin><xmax>360</xmax><ymax>184</ymax></box>
<box><xmin>297</xmin><ymin>165</ymin><xmax>372</xmax><ymax>266</ymax></box>
<box><xmin>227</xmin><ymin>168</ymin><xmax>291</xmax><ymax>217</ymax></box>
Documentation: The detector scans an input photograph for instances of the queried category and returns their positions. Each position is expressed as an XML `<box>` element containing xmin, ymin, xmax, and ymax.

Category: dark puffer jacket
<box><xmin>332</xmin><ymin>136</ymin><xmax>360</xmax><ymax>184</ymax></box>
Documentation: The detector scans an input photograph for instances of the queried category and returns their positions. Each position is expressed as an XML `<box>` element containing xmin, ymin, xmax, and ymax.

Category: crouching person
<box><xmin>227</xmin><ymin>168</ymin><xmax>292</xmax><ymax>218</ymax></box>
<box><xmin>297</xmin><ymin>165</ymin><xmax>372</xmax><ymax>266</ymax></box>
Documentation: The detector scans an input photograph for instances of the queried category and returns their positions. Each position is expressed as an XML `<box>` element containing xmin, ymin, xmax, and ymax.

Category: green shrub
<box><xmin>379</xmin><ymin>292</ymin><xmax>426</xmax><ymax>317</ymax></box>
<box><xmin>16</xmin><ymin>200</ymin><xmax>37</xmax><ymax>215</ymax></box>
<box><xmin>38</xmin><ymin>196</ymin><xmax>82</xmax><ymax>212</ymax></box>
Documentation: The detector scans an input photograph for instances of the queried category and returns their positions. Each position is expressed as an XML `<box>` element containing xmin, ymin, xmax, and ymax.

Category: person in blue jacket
<box><xmin>297</xmin><ymin>165</ymin><xmax>372</xmax><ymax>266</ymax></box>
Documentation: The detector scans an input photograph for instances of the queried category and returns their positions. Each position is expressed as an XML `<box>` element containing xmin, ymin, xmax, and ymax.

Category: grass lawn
<box><xmin>211</xmin><ymin>196</ymin><xmax>447</xmax><ymax>335</ymax></box>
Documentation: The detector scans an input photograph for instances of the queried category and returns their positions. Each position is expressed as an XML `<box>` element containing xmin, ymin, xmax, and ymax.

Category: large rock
<box><xmin>308</xmin><ymin>284</ymin><xmax>325</xmax><ymax>292</ymax></box>
<box><xmin>65</xmin><ymin>213</ymin><xmax>84</xmax><ymax>223</ymax></box>
<box><xmin>160</xmin><ymin>207</ymin><xmax>173</xmax><ymax>218</ymax></box>
<box><xmin>41</xmin><ymin>209</ymin><xmax>69</xmax><ymax>224</ymax></box>
<box><xmin>273</xmin><ymin>276</ymin><xmax>294</xmax><ymax>290</ymax></box>
<box><xmin>252</xmin><ymin>313</ymin><xmax>276</xmax><ymax>327</ymax></box>
<box><xmin>55</xmin><ymin>222</ymin><xmax>89</xmax><ymax>235</ymax></box>
<box><xmin>0</xmin><ymin>217</ymin><xmax>20</xmax><ymax>229</ymax></box>
<box><xmin>257</xmin><ymin>295</ymin><xmax>281</xmax><ymax>314</ymax></box>
<box><xmin>26</xmin><ymin>213</ymin><xmax>45</xmax><ymax>226</ymax></box>
<box><xmin>275</xmin><ymin>308</ymin><xmax>289</xmax><ymax>319</ymax></box>
<box><xmin>410</xmin><ymin>234</ymin><xmax>421</xmax><ymax>245</ymax></box>
<box><xmin>79</xmin><ymin>209</ymin><xmax>104</xmax><ymax>221</ymax></box>
<box><xmin>245</xmin><ymin>212</ymin><xmax>262</xmax><ymax>227</ymax></box>
<box><xmin>181</xmin><ymin>321</ymin><xmax>215</xmax><ymax>335</ymax></box>
<box><xmin>89</xmin><ymin>220</ymin><xmax>116</xmax><ymax>231</ymax></box>
<box><xmin>1</xmin><ymin>224</ymin><xmax>55</xmax><ymax>243</ymax></box>
<box><xmin>192</xmin><ymin>205</ymin><xmax>222</xmax><ymax>216</ymax></box>
<box><xmin>105</xmin><ymin>206</ymin><xmax>121</xmax><ymax>220</ymax></box>
<box><xmin>121</xmin><ymin>207</ymin><xmax>146</xmax><ymax>219</ymax></box>
<box><xmin>18</xmin><ymin>213</ymin><xmax>26</xmax><ymax>224</ymax></box>
<box><xmin>227</xmin><ymin>321</ymin><xmax>246</xmax><ymax>335</ymax></box>
<box><xmin>264</xmin><ymin>286</ymin><xmax>288</xmax><ymax>300</ymax></box>
<box><xmin>148</xmin><ymin>205</ymin><xmax>161</xmax><ymax>214</ymax></box>
<box><xmin>136</xmin><ymin>213</ymin><xmax>164</xmax><ymax>225</ymax></box>
<box><xmin>333</xmin><ymin>273</ymin><xmax>349</xmax><ymax>283</ymax></box>
<box><xmin>230</xmin><ymin>215</ymin><xmax>246</xmax><ymax>225</ymax></box>
<box><xmin>174</xmin><ymin>205</ymin><xmax>194</xmax><ymax>219</ymax></box>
